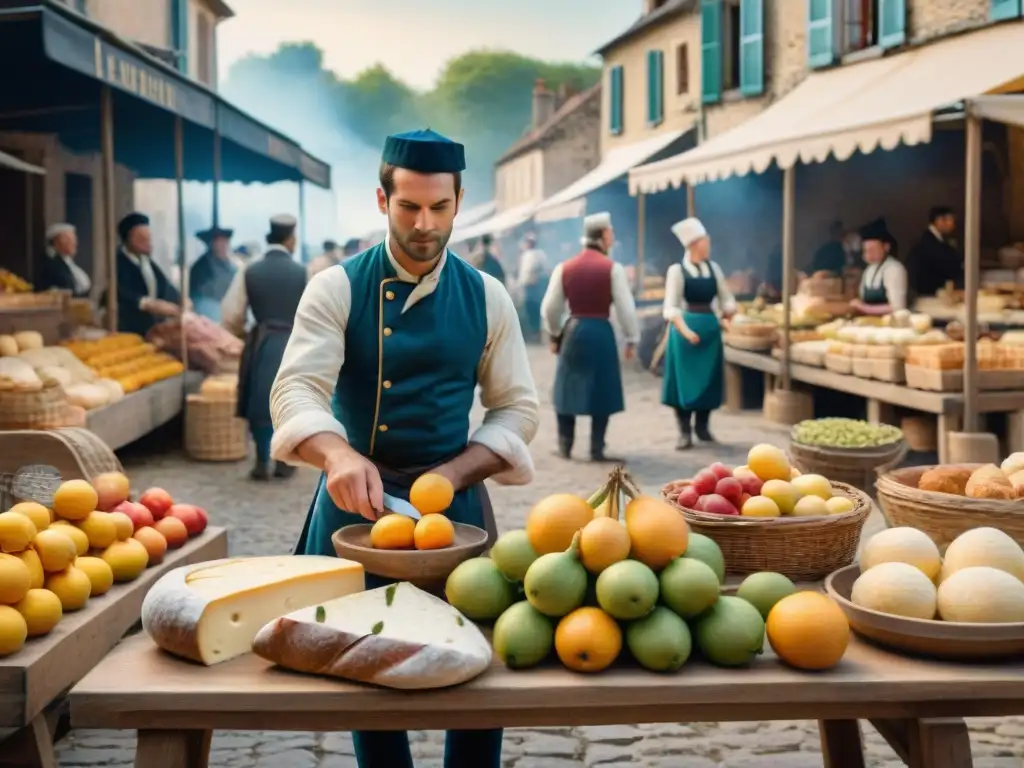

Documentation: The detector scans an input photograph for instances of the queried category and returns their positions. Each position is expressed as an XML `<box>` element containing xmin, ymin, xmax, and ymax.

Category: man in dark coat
<box><xmin>905</xmin><ymin>205</ymin><xmax>963</xmax><ymax>301</ymax></box>
<box><xmin>221</xmin><ymin>214</ymin><xmax>307</xmax><ymax>481</ymax></box>
<box><xmin>477</xmin><ymin>234</ymin><xmax>506</xmax><ymax>285</ymax></box>
<box><xmin>37</xmin><ymin>223</ymin><xmax>91</xmax><ymax>297</ymax></box>
<box><xmin>189</xmin><ymin>225</ymin><xmax>236</xmax><ymax>322</ymax></box>
<box><xmin>113</xmin><ymin>212</ymin><xmax>181</xmax><ymax>336</ymax></box>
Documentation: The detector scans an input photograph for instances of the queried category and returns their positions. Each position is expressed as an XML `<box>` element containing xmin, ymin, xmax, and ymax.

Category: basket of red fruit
<box><xmin>662</xmin><ymin>443</ymin><xmax>872</xmax><ymax>582</ymax></box>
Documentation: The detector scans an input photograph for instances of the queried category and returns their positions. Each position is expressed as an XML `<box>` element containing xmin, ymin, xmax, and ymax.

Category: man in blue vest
<box><xmin>269</xmin><ymin>129</ymin><xmax>539</xmax><ymax>768</ymax></box>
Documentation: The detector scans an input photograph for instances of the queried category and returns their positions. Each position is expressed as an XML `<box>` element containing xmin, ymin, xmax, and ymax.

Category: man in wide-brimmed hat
<box><xmin>189</xmin><ymin>225</ymin><xmax>236</xmax><ymax>322</ymax></box>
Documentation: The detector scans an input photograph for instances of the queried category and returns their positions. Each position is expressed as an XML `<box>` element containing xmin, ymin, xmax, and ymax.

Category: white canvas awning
<box><xmin>450</xmin><ymin>200</ymin><xmax>538</xmax><ymax>244</ymax></box>
<box><xmin>0</xmin><ymin>149</ymin><xmax>44</xmax><ymax>175</ymax></box>
<box><xmin>534</xmin><ymin>128</ymin><xmax>691</xmax><ymax>222</ymax></box>
<box><xmin>455</xmin><ymin>200</ymin><xmax>496</xmax><ymax>229</ymax></box>
<box><xmin>630</xmin><ymin>20</ymin><xmax>1024</xmax><ymax>193</ymax></box>
<box><xmin>970</xmin><ymin>94</ymin><xmax>1024</xmax><ymax>128</ymax></box>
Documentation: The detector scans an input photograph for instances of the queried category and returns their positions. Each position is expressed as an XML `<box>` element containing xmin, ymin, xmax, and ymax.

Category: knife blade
<box><xmin>382</xmin><ymin>492</ymin><xmax>421</xmax><ymax>520</ymax></box>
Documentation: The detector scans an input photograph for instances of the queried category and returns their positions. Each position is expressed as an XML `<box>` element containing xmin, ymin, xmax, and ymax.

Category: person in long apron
<box><xmin>269</xmin><ymin>129</ymin><xmax>540</xmax><ymax>768</ymax></box>
<box><xmin>850</xmin><ymin>217</ymin><xmax>908</xmax><ymax>317</ymax></box>
<box><xmin>222</xmin><ymin>214</ymin><xmax>307</xmax><ymax>481</ymax></box>
<box><xmin>661</xmin><ymin>217</ymin><xmax>737</xmax><ymax>450</ymax></box>
<box><xmin>541</xmin><ymin>212</ymin><xmax>639</xmax><ymax>461</ymax></box>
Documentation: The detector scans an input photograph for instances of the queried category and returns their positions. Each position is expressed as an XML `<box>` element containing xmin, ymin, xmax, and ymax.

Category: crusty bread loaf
<box><xmin>252</xmin><ymin>582</ymin><xmax>492</xmax><ymax>690</ymax></box>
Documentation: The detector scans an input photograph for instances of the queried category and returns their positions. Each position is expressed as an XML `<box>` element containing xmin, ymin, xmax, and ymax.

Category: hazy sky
<box><xmin>218</xmin><ymin>0</ymin><xmax>643</xmax><ymax>88</ymax></box>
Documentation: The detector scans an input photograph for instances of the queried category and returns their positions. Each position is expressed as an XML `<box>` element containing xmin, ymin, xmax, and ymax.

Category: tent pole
<box><xmin>100</xmin><ymin>86</ymin><xmax>117</xmax><ymax>332</ymax></box>
<box><xmin>635</xmin><ymin>192</ymin><xmax>646</xmax><ymax>294</ymax></box>
<box><xmin>963</xmin><ymin>105</ymin><xmax>982</xmax><ymax>432</ymax></box>
<box><xmin>686</xmin><ymin>184</ymin><xmax>695</xmax><ymax>217</ymax></box>
<box><xmin>212</xmin><ymin>122</ymin><xmax>222</xmax><ymax>227</ymax></box>
<box><xmin>780</xmin><ymin>164</ymin><xmax>795</xmax><ymax>392</ymax></box>
<box><xmin>299</xmin><ymin>180</ymin><xmax>307</xmax><ymax>263</ymax></box>
<box><xmin>175</xmin><ymin>115</ymin><xmax>189</xmax><ymax>376</ymax></box>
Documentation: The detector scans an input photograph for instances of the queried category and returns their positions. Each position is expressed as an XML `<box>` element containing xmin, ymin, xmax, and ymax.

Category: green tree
<box><xmin>339</xmin><ymin>64</ymin><xmax>421</xmax><ymax>148</ymax></box>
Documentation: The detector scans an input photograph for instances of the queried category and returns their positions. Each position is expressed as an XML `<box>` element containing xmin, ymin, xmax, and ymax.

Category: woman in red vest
<box><xmin>661</xmin><ymin>217</ymin><xmax>737</xmax><ymax>449</ymax></box>
<box><xmin>541</xmin><ymin>212</ymin><xmax>640</xmax><ymax>461</ymax></box>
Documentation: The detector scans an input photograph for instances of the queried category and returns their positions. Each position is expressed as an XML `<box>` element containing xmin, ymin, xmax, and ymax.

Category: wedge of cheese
<box><xmin>253</xmin><ymin>582</ymin><xmax>493</xmax><ymax>690</ymax></box>
<box><xmin>142</xmin><ymin>556</ymin><xmax>364</xmax><ymax>665</ymax></box>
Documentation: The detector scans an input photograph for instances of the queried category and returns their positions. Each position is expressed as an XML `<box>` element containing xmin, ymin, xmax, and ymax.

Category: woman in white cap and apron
<box><xmin>661</xmin><ymin>217</ymin><xmax>737</xmax><ymax>449</ymax></box>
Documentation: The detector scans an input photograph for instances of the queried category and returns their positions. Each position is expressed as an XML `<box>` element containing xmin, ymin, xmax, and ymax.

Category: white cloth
<box><xmin>269</xmin><ymin>240</ymin><xmax>540</xmax><ymax>485</ymax></box>
<box><xmin>662</xmin><ymin>255</ymin><xmax>738</xmax><ymax>328</ymax></box>
<box><xmin>540</xmin><ymin>260</ymin><xmax>640</xmax><ymax>344</ymax></box>
<box><xmin>859</xmin><ymin>257</ymin><xmax>908</xmax><ymax>311</ymax></box>
<box><xmin>518</xmin><ymin>248</ymin><xmax>548</xmax><ymax>286</ymax></box>
<box><xmin>46</xmin><ymin>248</ymin><xmax>91</xmax><ymax>295</ymax></box>
<box><xmin>670</xmin><ymin>217</ymin><xmax>708</xmax><ymax>249</ymax></box>
<box><xmin>123</xmin><ymin>250</ymin><xmax>158</xmax><ymax>309</ymax></box>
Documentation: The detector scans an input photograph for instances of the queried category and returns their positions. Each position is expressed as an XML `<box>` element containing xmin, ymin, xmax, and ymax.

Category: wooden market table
<box><xmin>723</xmin><ymin>347</ymin><xmax>1024</xmax><ymax>461</ymax></box>
<box><xmin>70</xmin><ymin>631</ymin><xmax>1015</xmax><ymax>768</ymax></box>
<box><xmin>0</xmin><ymin>527</ymin><xmax>228</xmax><ymax>768</ymax></box>
<box><xmin>85</xmin><ymin>371</ymin><xmax>204</xmax><ymax>451</ymax></box>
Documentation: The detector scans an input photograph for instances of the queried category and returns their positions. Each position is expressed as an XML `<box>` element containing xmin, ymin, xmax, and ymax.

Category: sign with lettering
<box><xmin>95</xmin><ymin>44</ymin><xmax>179</xmax><ymax>112</ymax></box>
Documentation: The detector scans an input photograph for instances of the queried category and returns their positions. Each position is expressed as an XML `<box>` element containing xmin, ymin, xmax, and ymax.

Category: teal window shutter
<box><xmin>609</xmin><ymin>66</ymin><xmax>624</xmax><ymax>135</ymax></box>
<box><xmin>74</xmin><ymin>0</ymin><xmax>87</xmax><ymax>12</ymax></box>
<box><xmin>990</xmin><ymin>0</ymin><xmax>1022</xmax><ymax>20</ymax></box>
<box><xmin>807</xmin><ymin>0</ymin><xmax>834</xmax><ymax>69</ymax></box>
<box><xmin>701</xmin><ymin>0</ymin><xmax>722</xmax><ymax>105</ymax></box>
<box><xmin>739</xmin><ymin>0</ymin><xmax>764</xmax><ymax>97</ymax></box>
<box><xmin>172</xmin><ymin>0</ymin><xmax>189</xmax><ymax>74</ymax></box>
<box><xmin>647</xmin><ymin>50</ymin><xmax>665</xmax><ymax>125</ymax></box>
<box><xmin>878</xmin><ymin>0</ymin><xmax>906</xmax><ymax>49</ymax></box>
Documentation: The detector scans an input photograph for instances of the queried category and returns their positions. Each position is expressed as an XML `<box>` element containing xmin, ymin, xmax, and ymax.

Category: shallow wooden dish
<box><xmin>825</xmin><ymin>564</ymin><xmax>1024</xmax><ymax>661</ymax></box>
<box><xmin>333</xmin><ymin>522</ymin><xmax>488</xmax><ymax>587</ymax></box>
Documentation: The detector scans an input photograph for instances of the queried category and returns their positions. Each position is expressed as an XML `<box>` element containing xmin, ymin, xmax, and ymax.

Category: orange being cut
<box><xmin>409</xmin><ymin>473</ymin><xmax>455</xmax><ymax>515</ymax></box>
<box><xmin>370</xmin><ymin>514</ymin><xmax>416</xmax><ymax>550</ymax></box>
<box><xmin>414</xmin><ymin>514</ymin><xmax>455</xmax><ymax>550</ymax></box>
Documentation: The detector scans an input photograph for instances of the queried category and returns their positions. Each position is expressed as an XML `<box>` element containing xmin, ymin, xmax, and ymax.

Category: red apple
<box><xmin>114</xmin><ymin>500</ymin><xmax>154</xmax><ymax>531</ymax></box>
<box><xmin>193</xmin><ymin>506</ymin><xmax>209</xmax><ymax>531</ymax></box>
<box><xmin>167</xmin><ymin>504</ymin><xmax>205</xmax><ymax>536</ymax></box>
<box><xmin>740</xmin><ymin>492</ymin><xmax>752</xmax><ymax>506</ymax></box>
<box><xmin>153</xmin><ymin>516</ymin><xmax>188</xmax><ymax>548</ymax></box>
<box><xmin>694</xmin><ymin>495</ymin><xmax>708</xmax><ymax>511</ymax></box>
<box><xmin>92</xmin><ymin>471</ymin><xmax>130</xmax><ymax>511</ymax></box>
<box><xmin>715</xmin><ymin>477</ymin><xmax>744</xmax><ymax>506</ymax></box>
<box><xmin>737</xmin><ymin>474</ymin><xmax>764</xmax><ymax>496</ymax></box>
<box><xmin>692</xmin><ymin>470</ymin><xmax>718</xmax><ymax>496</ymax></box>
<box><xmin>702</xmin><ymin>493</ymin><xmax>740</xmax><ymax>517</ymax></box>
<box><xmin>678</xmin><ymin>486</ymin><xmax>700</xmax><ymax>509</ymax></box>
<box><xmin>708</xmin><ymin>462</ymin><xmax>733</xmax><ymax>481</ymax></box>
<box><xmin>139</xmin><ymin>488</ymin><xmax>174</xmax><ymax>520</ymax></box>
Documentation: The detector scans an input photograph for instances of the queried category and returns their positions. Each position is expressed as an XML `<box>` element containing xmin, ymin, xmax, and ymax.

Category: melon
<box><xmin>940</xmin><ymin>527</ymin><xmax>1024</xmax><ymax>584</ymax></box>
<box><xmin>937</xmin><ymin>566</ymin><xmax>1024</xmax><ymax>623</ymax></box>
<box><xmin>850</xmin><ymin>562</ymin><xmax>937</xmax><ymax>620</ymax></box>
<box><xmin>860</xmin><ymin>527</ymin><xmax>942</xmax><ymax>581</ymax></box>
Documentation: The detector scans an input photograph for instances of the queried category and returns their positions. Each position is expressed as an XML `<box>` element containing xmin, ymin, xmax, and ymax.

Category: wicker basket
<box><xmin>724</xmin><ymin>331</ymin><xmax>776</xmax><ymax>351</ymax></box>
<box><xmin>789</xmin><ymin>433</ymin><xmax>907</xmax><ymax>495</ymax></box>
<box><xmin>876</xmin><ymin>464</ymin><xmax>1024</xmax><ymax>549</ymax></box>
<box><xmin>0</xmin><ymin>380</ymin><xmax>70</xmax><ymax>430</ymax></box>
<box><xmin>185</xmin><ymin>394</ymin><xmax>247</xmax><ymax>462</ymax></box>
<box><xmin>662</xmin><ymin>481</ymin><xmax>872</xmax><ymax>581</ymax></box>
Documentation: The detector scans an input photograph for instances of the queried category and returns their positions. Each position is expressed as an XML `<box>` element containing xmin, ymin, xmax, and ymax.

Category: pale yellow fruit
<box><xmin>101</xmin><ymin>539</ymin><xmax>149</xmax><ymax>582</ymax></box>
<box><xmin>0</xmin><ymin>605</ymin><xmax>28</xmax><ymax>657</ymax></box>
<box><xmin>825</xmin><ymin>496</ymin><xmax>855</xmax><ymax>515</ymax></box>
<box><xmin>107</xmin><ymin>512</ymin><xmax>134</xmax><ymax>541</ymax></box>
<box><xmin>851</xmin><ymin>562</ymin><xmax>937</xmax><ymax>620</ymax></box>
<box><xmin>33</xmin><ymin>529</ymin><xmax>77</xmax><ymax>573</ymax></box>
<box><xmin>0</xmin><ymin>553</ymin><xmax>31</xmax><ymax>604</ymax></box>
<box><xmin>741</xmin><ymin>495</ymin><xmax>781</xmax><ymax>518</ymax></box>
<box><xmin>8</xmin><ymin>502</ymin><xmax>50</xmax><ymax>533</ymax></box>
<box><xmin>15</xmin><ymin>549</ymin><xmax>44</xmax><ymax>589</ymax></box>
<box><xmin>45</xmin><ymin>566</ymin><xmax>91</xmax><ymax>611</ymax></box>
<box><xmin>747</xmin><ymin>444</ymin><xmax>792</xmax><ymax>482</ymax></box>
<box><xmin>51</xmin><ymin>479</ymin><xmax>97</xmax><ymax>521</ymax></box>
<box><xmin>75</xmin><ymin>556</ymin><xmax>114</xmax><ymax>596</ymax></box>
<box><xmin>13</xmin><ymin>588</ymin><xmax>62</xmax><ymax>637</ymax></box>
<box><xmin>937</xmin><ymin>566</ymin><xmax>1024</xmax><ymax>623</ymax></box>
<box><xmin>77</xmin><ymin>512</ymin><xmax>117</xmax><ymax>550</ymax></box>
<box><xmin>861</xmin><ymin>527</ymin><xmax>942</xmax><ymax>581</ymax></box>
<box><xmin>0</xmin><ymin>511</ymin><xmax>36</xmax><ymax>553</ymax></box>
<box><xmin>791</xmin><ymin>495</ymin><xmax>829</xmax><ymax>517</ymax></box>
<box><xmin>790</xmin><ymin>467</ymin><xmax>802</xmax><ymax>479</ymax></box>
<box><xmin>761</xmin><ymin>480</ymin><xmax>798</xmax><ymax>515</ymax></box>
<box><xmin>791</xmin><ymin>474</ymin><xmax>833</xmax><ymax>500</ymax></box>
<box><xmin>49</xmin><ymin>521</ymin><xmax>89</xmax><ymax>556</ymax></box>
<box><xmin>940</xmin><ymin>527</ymin><xmax>1024</xmax><ymax>584</ymax></box>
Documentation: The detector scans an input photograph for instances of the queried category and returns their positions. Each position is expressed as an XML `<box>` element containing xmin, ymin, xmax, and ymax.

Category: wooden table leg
<box><xmin>907</xmin><ymin>718</ymin><xmax>973</xmax><ymax>768</ymax></box>
<box><xmin>818</xmin><ymin>719</ymin><xmax>866</xmax><ymax>768</ymax></box>
<box><xmin>0</xmin><ymin>713</ymin><xmax>58</xmax><ymax>768</ymax></box>
<box><xmin>135</xmin><ymin>729</ymin><xmax>212</xmax><ymax>768</ymax></box>
<box><xmin>724</xmin><ymin>362</ymin><xmax>743</xmax><ymax>412</ymax></box>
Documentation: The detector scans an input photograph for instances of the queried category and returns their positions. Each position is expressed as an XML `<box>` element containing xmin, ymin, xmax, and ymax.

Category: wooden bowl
<box><xmin>332</xmin><ymin>522</ymin><xmax>488</xmax><ymax>588</ymax></box>
<box><xmin>825</xmin><ymin>564</ymin><xmax>1024</xmax><ymax>661</ymax></box>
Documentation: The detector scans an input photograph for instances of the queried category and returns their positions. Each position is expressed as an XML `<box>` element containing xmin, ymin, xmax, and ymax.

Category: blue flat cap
<box><xmin>382</xmin><ymin>129</ymin><xmax>466</xmax><ymax>173</ymax></box>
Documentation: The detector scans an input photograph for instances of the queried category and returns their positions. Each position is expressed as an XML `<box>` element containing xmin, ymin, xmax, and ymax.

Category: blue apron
<box><xmin>661</xmin><ymin>264</ymin><xmax>724</xmax><ymax>411</ymax></box>
<box><xmin>861</xmin><ymin>258</ymin><xmax>891</xmax><ymax>305</ymax></box>
<box><xmin>553</xmin><ymin>317</ymin><xmax>624</xmax><ymax>417</ymax></box>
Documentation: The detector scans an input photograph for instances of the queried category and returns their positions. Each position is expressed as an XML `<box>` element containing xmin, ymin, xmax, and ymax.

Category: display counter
<box><xmin>85</xmin><ymin>371</ymin><xmax>204</xmax><ymax>451</ymax></box>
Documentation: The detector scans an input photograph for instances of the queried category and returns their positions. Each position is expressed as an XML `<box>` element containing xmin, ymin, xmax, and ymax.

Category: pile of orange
<box><xmin>369</xmin><ymin>473</ymin><xmax>456</xmax><ymax>551</ymax></box>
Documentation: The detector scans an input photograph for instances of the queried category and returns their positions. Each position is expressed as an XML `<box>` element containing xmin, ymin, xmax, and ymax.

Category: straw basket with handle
<box><xmin>875</xmin><ymin>464</ymin><xmax>1024</xmax><ymax>549</ymax></box>
<box><xmin>185</xmin><ymin>393</ymin><xmax>248</xmax><ymax>462</ymax></box>
<box><xmin>663</xmin><ymin>480</ymin><xmax>872</xmax><ymax>581</ymax></box>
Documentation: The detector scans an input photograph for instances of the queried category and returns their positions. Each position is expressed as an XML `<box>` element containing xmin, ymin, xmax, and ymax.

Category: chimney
<box><xmin>557</xmin><ymin>82</ymin><xmax>577</xmax><ymax>105</ymax></box>
<box><xmin>532</xmin><ymin>79</ymin><xmax>555</xmax><ymax>129</ymax></box>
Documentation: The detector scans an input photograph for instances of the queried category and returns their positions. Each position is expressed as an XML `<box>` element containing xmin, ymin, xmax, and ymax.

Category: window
<box><xmin>171</xmin><ymin>0</ymin><xmax>189</xmax><ymax>74</ymax></box>
<box><xmin>990</xmin><ymin>0</ymin><xmax>1023</xmax><ymax>20</ymax></box>
<box><xmin>73</xmin><ymin>0</ymin><xmax>87</xmax><ymax>13</ymax></box>
<box><xmin>701</xmin><ymin>0</ymin><xmax>763</xmax><ymax>104</ymax></box>
<box><xmin>676</xmin><ymin>44</ymin><xmax>690</xmax><ymax>94</ymax></box>
<box><xmin>196</xmin><ymin>12</ymin><xmax>213</xmax><ymax>85</ymax></box>
<box><xmin>646</xmin><ymin>50</ymin><xmax>665</xmax><ymax>126</ymax></box>
<box><xmin>608</xmin><ymin>65</ymin><xmax>624</xmax><ymax>135</ymax></box>
<box><xmin>808</xmin><ymin>0</ymin><xmax>905</xmax><ymax>69</ymax></box>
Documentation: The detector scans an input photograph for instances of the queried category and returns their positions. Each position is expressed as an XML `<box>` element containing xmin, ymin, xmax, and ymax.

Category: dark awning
<box><xmin>0</xmin><ymin>3</ymin><xmax>331</xmax><ymax>188</ymax></box>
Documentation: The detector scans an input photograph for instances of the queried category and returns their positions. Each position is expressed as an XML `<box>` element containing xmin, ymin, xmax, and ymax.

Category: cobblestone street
<box><xmin>54</xmin><ymin>346</ymin><xmax>1024</xmax><ymax>767</ymax></box>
